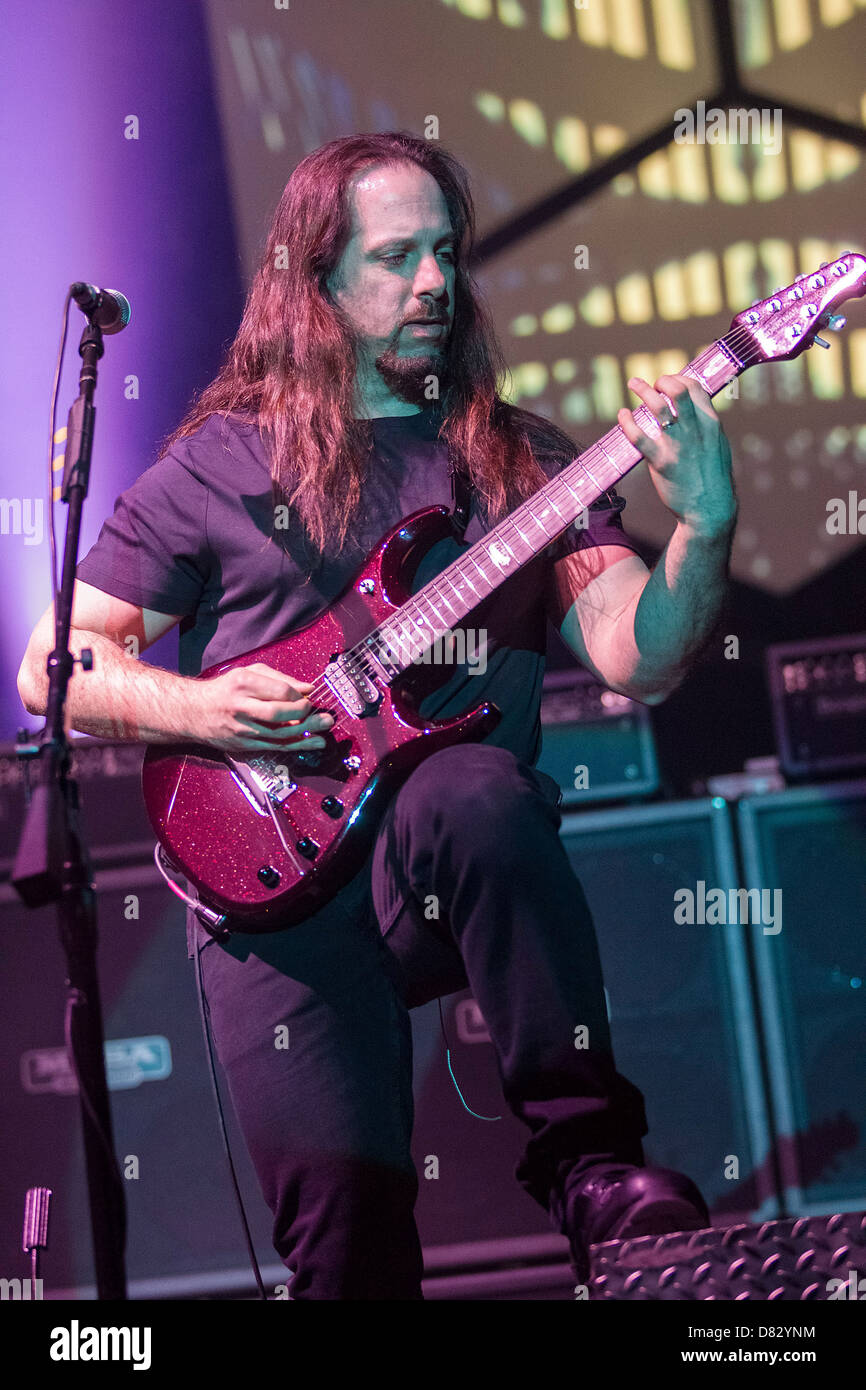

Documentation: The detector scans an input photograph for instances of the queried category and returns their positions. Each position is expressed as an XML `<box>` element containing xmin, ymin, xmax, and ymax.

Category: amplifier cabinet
<box><xmin>556</xmin><ymin>797</ymin><xmax>777</xmax><ymax>1222</ymax></box>
<box><xmin>411</xmin><ymin>797</ymin><xmax>779</xmax><ymax>1253</ymax></box>
<box><xmin>737</xmin><ymin>779</ymin><xmax>866</xmax><ymax>1215</ymax></box>
<box><xmin>536</xmin><ymin>670</ymin><xmax>659</xmax><ymax>806</ymax></box>
<box><xmin>766</xmin><ymin>633</ymin><xmax>866</xmax><ymax>779</ymax></box>
<box><xmin>0</xmin><ymin>860</ymin><xmax>275</xmax><ymax>1297</ymax></box>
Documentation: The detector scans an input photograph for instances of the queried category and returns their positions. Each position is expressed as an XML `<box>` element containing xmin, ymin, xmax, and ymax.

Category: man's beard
<box><xmin>374</xmin><ymin>341</ymin><xmax>450</xmax><ymax>406</ymax></box>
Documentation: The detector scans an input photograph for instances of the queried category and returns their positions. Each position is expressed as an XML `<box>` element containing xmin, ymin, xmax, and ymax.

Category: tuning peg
<box><xmin>828</xmin><ymin>315</ymin><xmax>847</xmax><ymax>330</ymax></box>
<box><xmin>813</xmin><ymin>335</ymin><xmax>831</xmax><ymax>348</ymax></box>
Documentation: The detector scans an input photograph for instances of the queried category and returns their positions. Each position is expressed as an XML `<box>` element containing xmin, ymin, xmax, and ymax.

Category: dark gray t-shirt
<box><xmin>76</xmin><ymin>404</ymin><xmax>643</xmax><ymax>949</ymax></box>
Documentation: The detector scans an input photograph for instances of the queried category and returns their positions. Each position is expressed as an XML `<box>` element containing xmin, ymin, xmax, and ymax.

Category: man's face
<box><xmin>325</xmin><ymin>161</ymin><xmax>456</xmax><ymax>410</ymax></box>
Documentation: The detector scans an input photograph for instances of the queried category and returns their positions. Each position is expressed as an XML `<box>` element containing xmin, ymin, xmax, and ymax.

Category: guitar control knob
<box><xmin>258</xmin><ymin>865</ymin><xmax>281</xmax><ymax>888</ymax></box>
<box><xmin>296</xmin><ymin>837</ymin><xmax>319</xmax><ymax>860</ymax></box>
<box><xmin>321</xmin><ymin>796</ymin><xmax>345</xmax><ymax>818</ymax></box>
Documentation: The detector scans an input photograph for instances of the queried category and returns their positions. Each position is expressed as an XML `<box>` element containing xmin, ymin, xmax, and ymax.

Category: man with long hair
<box><xmin>19</xmin><ymin>132</ymin><xmax>737</xmax><ymax>1299</ymax></box>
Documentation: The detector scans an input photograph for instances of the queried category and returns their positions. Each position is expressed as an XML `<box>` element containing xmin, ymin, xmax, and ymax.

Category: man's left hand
<box><xmin>618</xmin><ymin>374</ymin><xmax>737</xmax><ymax>539</ymax></box>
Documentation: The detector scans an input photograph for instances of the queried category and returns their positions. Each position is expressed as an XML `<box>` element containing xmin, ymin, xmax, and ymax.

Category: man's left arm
<box><xmin>546</xmin><ymin>373</ymin><xmax>738</xmax><ymax>704</ymax></box>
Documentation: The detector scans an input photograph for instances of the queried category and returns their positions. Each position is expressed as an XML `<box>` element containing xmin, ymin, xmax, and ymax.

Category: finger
<box><xmin>248</xmin><ymin>704</ymin><xmax>335</xmax><ymax>730</ymax></box>
<box><xmin>617</xmin><ymin>405</ymin><xmax>657</xmax><ymax>455</ymax></box>
<box><xmin>233</xmin><ymin>725</ymin><xmax>328</xmax><ymax>748</ymax></box>
<box><xmin>625</xmin><ymin>377</ymin><xmax>677</xmax><ymax>437</ymax></box>
<box><xmin>627</xmin><ymin>375</ymin><xmax>666</xmax><ymax>409</ymax></box>
<box><xmin>245</xmin><ymin>664</ymin><xmax>315</xmax><ymax>698</ymax></box>
<box><xmin>668</xmin><ymin>374</ymin><xmax>720</xmax><ymax>426</ymax></box>
<box><xmin>654</xmin><ymin>374</ymin><xmax>699</xmax><ymax>426</ymax></box>
<box><xmin>220</xmin><ymin>715</ymin><xmax>328</xmax><ymax>745</ymax></box>
<box><xmin>233</xmin><ymin>735</ymin><xmax>327</xmax><ymax>753</ymax></box>
<box><xmin>631</xmin><ymin>375</ymin><xmax>683</xmax><ymax>422</ymax></box>
<box><xmin>242</xmin><ymin>699</ymin><xmax>315</xmax><ymax>723</ymax></box>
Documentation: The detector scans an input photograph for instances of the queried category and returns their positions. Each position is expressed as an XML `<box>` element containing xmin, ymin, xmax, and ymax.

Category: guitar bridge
<box><xmin>227</xmin><ymin>756</ymin><xmax>298</xmax><ymax>815</ymax></box>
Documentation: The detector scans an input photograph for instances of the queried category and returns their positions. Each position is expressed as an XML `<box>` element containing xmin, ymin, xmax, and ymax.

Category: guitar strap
<box><xmin>449</xmin><ymin>459</ymin><xmax>473</xmax><ymax>539</ymax></box>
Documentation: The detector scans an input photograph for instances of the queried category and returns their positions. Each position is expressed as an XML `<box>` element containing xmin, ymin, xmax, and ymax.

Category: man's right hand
<box><xmin>198</xmin><ymin>662</ymin><xmax>335</xmax><ymax>753</ymax></box>
<box><xmin>18</xmin><ymin>586</ymin><xmax>339</xmax><ymax>751</ymax></box>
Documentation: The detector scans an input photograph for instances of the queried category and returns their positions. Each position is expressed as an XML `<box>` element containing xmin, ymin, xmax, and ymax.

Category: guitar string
<box><xmin>288</xmin><ymin>334</ymin><xmax>756</xmax><ymax>721</ymax></box>
<box><xmin>287</xmin><ymin>349</ymin><xmax>728</xmax><ymax>720</ymax></box>
<box><xmin>286</xmin><ymin>329</ymin><xmax>789</xmax><ymax>730</ymax></box>
<box><xmin>244</xmin><ymin>300</ymin><xmax>847</xmax><ymax>757</ymax></box>
<box><xmin>335</xmin><ymin>311</ymin><xmax>834</xmax><ymax>688</ymax></box>
<box><xmin>263</xmin><ymin>327</ymin><xmax>804</xmax><ymax>749</ymax></box>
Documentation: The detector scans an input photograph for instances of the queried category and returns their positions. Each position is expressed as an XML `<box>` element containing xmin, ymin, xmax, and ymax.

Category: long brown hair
<box><xmin>159</xmin><ymin>131</ymin><xmax>583</xmax><ymax>565</ymax></box>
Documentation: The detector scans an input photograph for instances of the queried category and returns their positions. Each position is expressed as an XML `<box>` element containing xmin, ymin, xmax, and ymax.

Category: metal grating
<box><xmin>591</xmin><ymin>1210</ymin><xmax>866</xmax><ymax>1300</ymax></box>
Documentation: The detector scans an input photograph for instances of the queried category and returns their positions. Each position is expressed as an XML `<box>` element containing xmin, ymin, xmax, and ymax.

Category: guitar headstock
<box><xmin>729</xmin><ymin>252</ymin><xmax>866</xmax><ymax>363</ymax></box>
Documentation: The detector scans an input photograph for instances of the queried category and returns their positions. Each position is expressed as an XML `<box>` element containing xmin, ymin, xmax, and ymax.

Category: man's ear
<box><xmin>321</xmin><ymin>261</ymin><xmax>342</xmax><ymax>303</ymax></box>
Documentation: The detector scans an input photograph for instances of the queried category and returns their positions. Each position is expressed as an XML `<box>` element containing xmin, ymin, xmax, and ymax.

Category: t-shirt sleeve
<box><xmin>540</xmin><ymin>455</ymin><xmax>649</xmax><ymax>567</ymax></box>
<box><xmin>75</xmin><ymin>441</ymin><xmax>210</xmax><ymax>615</ymax></box>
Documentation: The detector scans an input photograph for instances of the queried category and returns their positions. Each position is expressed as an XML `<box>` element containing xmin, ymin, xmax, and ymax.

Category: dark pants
<box><xmin>194</xmin><ymin>743</ymin><xmax>648</xmax><ymax>1299</ymax></box>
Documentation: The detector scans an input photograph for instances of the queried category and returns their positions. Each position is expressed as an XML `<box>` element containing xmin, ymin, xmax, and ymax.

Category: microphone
<box><xmin>70</xmin><ymin>282</ymin><xmax>131</xmax><ymax>335</ymax></box>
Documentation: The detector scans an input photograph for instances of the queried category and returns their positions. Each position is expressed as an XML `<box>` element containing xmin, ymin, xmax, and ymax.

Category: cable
<box><xmin>193</xmin><ymin>936</ymin><xmax>270</xmax><ymax>1301</ymax></box>
<box><xmin>48</xmin><ymin>291</ymin><xmax>72</xmax><ymax>608</ymax></box>
<box><xmin>437</xmin><ymin>997</ymin><xmax>501</xmax><ymax>1122</ymax></box>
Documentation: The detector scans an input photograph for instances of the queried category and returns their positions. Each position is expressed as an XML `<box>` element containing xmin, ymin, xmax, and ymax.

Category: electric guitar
<box><xmin>142</xmin><ymin>254</ymin><xmax>866</xmax><ymax>933</ymax></box>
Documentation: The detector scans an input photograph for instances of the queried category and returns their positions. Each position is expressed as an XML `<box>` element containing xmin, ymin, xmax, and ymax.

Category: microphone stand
<box><xmin>12</xmin><ymin>314</ymin><xmax>127</xmax><ymax>1299</ymax></box>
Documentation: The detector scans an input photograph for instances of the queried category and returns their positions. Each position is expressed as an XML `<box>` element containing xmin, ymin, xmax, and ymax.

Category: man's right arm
<box><xmin>16</xmin><ymin>580</ymin><xmax>334</xmax><ymax>751</ymax></box>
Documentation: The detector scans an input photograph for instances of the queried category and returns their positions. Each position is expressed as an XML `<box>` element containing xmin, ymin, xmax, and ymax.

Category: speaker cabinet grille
<box><xmin>557</xmin><ymin>798</ymin><xmax>775</xmax><ymax>1223</ymax></box>
<box><xmin>738</xmin><ymin>779</ymin><xmax>866</xmax><ymax>1213</ymax></box>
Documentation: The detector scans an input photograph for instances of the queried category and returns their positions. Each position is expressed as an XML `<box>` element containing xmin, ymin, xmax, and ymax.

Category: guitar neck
<box><xmin>369</xmin><ymin>333</ymin><xmax>744</xmax><ymax>676</ymax></box>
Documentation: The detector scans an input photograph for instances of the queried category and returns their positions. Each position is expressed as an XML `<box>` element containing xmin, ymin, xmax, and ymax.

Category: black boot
<box><xmin>551</xmin><ymin>1162</ymin><xmax>710</xmax><ymax>1284</ymax></box>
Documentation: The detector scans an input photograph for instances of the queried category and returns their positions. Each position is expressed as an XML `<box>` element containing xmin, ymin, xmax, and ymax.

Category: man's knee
<box><xmin>398</xmin><ymin>743</ymin><xmax>541</xmax><ymax>837</ymax></box>
<box><xmin>376</xmin><ymin>745</ymin><xmax>560</xmax><ymax>913</ymax></box>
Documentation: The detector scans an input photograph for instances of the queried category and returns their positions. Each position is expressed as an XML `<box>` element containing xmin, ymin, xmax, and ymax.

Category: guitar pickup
<box><xmin>322</xmin><ymin>656</ymin><xmax>382</xmax><ymax>717</ymax></box>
